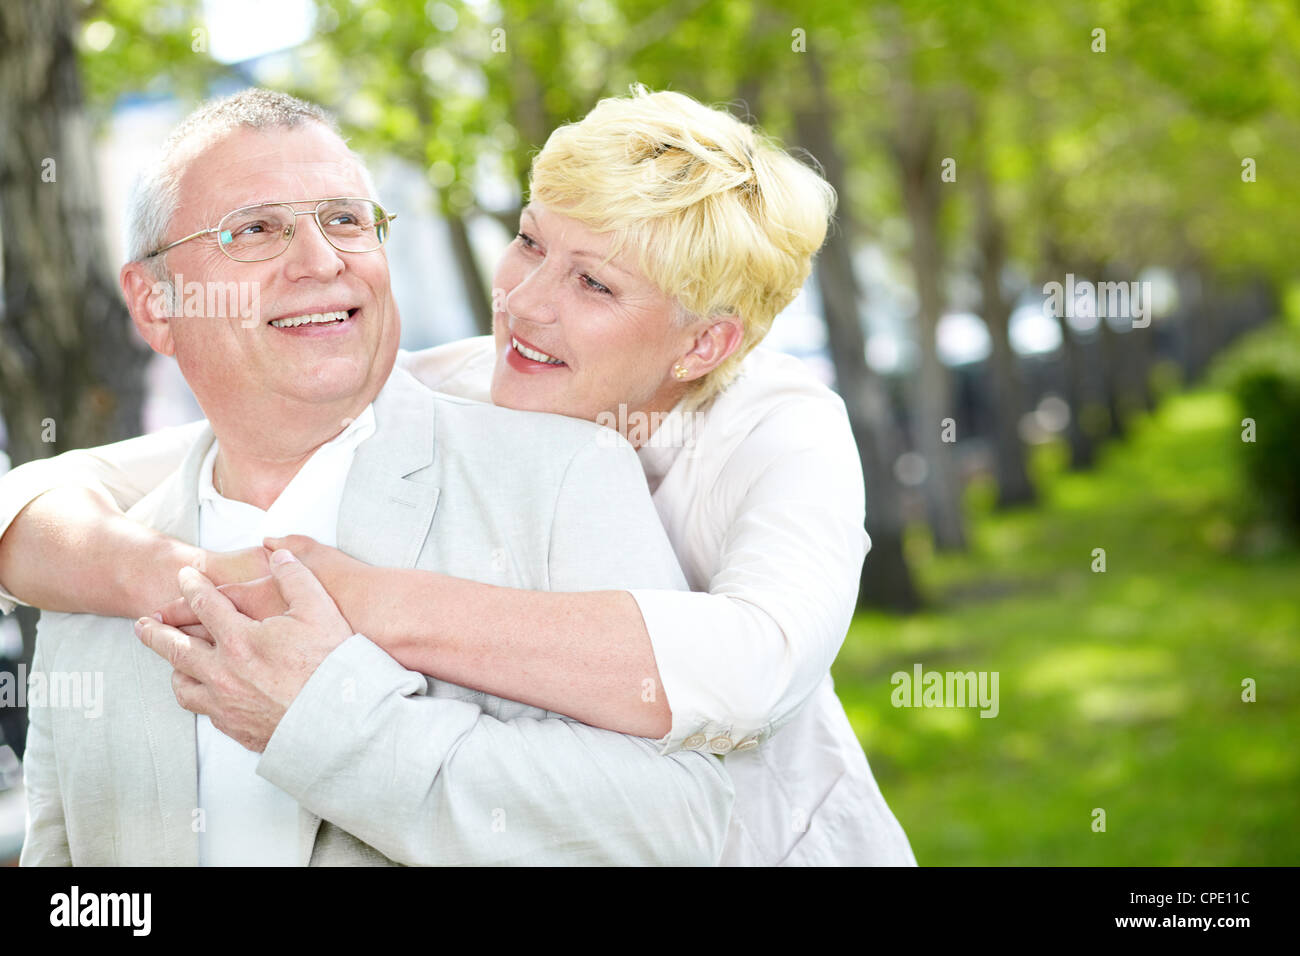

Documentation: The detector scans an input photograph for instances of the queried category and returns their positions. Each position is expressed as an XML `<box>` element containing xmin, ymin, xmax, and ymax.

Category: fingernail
<box><xmin>134</xmin><ymin>618</ymin><xmax>147</xmax><ymax>636</ymax></box>
<box><xmin>271</xmin><ymin>549</ymin><xmax>297</xmax><ymax>565</ymax></box>
<box><xmin>152</xmin><ymin>612</ymin><xmax>164</xmax><ymax>622</ymax></box>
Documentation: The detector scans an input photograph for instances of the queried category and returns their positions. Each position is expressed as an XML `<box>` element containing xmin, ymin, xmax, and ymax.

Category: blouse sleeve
<box><xmin>629</xmin><ymin>396</ymin><xmax>870</xmax><ymax>756</ymax></box>
<box><xmin>0</xmin><ymin>420</ymin><xmax>205</xmax><ymax>612</ymax></box>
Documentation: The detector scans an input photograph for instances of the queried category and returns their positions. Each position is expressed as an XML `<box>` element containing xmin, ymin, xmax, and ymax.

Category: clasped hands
<box><xmin>133</xmin><ymin>537</ymin><xmax>355</xmax><ymax>753</ymax></box>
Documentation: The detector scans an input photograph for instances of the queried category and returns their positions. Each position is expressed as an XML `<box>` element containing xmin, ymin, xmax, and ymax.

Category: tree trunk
<box><xmin>971</xmin><ymin>138</ymin><xmax>1035</xmax><ymax>509</ymax></box>
<box><xmin>0</xmin><ymin>0</ymin><xmax>149</xmax><ymax>759</ymax></box>
<box><xmin>893</xmin><ymin>91</ymin><xmax>966</xmax><ymax>550</ymax></box>
<box><xmin>1099</xmin><ymin>304</ymin><xmax>1128</xmax><ymax>442</ymax></box>
<box><xmin>0</xmin><ymin>0</ymin><xmax>148</xmax><ymax>467</ymax></box>
<box><xmin>445</xmin><ymin>212</ymin><xmax>494</xmax><ymax>337</ymax></box>
<box><xmin>796</xmin><ymin>54</ymin><xmax>921</xmax><ymax>613</ymax></box>
<box><xmin>1039</xmin><ymin>238</ymin><xmax>1097</xmax><ymax>471</ymax></box>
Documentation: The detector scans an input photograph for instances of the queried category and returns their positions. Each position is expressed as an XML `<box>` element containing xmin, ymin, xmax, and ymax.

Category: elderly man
<box><xmin>16</xmin><ymin>89</ymin><xmax>731</xmax><ymax>866</ymax></box>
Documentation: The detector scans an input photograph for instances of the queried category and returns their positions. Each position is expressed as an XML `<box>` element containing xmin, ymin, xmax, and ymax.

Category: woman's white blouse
<box><xmin>402</xmin><ymin>338</ymin><xmax>914</xmax><ymax>866</ymax></box>
<box><xmin>0</xmin><ymin>336</ymin><xmax>915</xmax><ymax>866</ymax></box>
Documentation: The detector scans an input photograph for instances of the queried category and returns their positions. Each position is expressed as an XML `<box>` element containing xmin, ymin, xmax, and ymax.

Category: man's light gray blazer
<box><xmin>21</xmin><ymin>367</ymin><xmax>733</xmax><ymax>866</ymax></box>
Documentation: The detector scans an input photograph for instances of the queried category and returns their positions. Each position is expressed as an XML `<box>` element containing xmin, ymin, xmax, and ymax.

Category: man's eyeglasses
<box><xmin>143</xmin><ymin>197</ymin><xmax>397</xmax><ymax>263</ymax></box>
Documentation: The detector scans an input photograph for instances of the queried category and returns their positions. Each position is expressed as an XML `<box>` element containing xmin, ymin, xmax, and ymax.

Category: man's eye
<box><xmin>581</xmin><ymin>274</ymin><xmax>612</xmax><ymax>295</ymax></box>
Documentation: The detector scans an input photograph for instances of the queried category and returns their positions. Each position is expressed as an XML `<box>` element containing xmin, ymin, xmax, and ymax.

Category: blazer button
<box><xmin>708</xmin><ymin>736</ymin><xmax>734</xmax><ymax>755</ymax></box>
<box><xmin>683</xmin><ymin>733</ymin><xmax>708</xmax><ymax>750</ymax></box>
<box><xmin>734</xmin><ymin>737</ymin><xmax>759</xmax><ymax>752</ymax></box>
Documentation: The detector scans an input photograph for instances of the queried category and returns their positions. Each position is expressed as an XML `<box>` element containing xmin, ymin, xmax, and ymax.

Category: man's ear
<box><xmin>120</xmin><ymin>261</ymin><xmax>177</xmax><ymax>356</ymax></box>
<box><xmin>678</xmin><ymin>315</ymin><xmax>745</xmax><ymax>381</ymax></box>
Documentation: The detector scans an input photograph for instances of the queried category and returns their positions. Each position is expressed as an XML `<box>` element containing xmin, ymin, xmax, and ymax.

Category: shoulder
<box><xmin>397</xmin><ymin>336</ymin><xmax>495</xmax><ymax>402</ymax></box>
<box><xmin>429</xmin><ymin>388</ymin><xmax>640</xmax><ymax>486</ymax></box>
<box><xmin>701</xmin><ymin>348</ymin><xmax>853</xmax><ymax>461</ymax></box>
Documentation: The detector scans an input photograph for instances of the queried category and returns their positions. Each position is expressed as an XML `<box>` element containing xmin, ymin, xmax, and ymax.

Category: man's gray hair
<box><xmin>126</xmin><ymin>88</ymin><xmax>377</xmax><ymax>280</ymax></box>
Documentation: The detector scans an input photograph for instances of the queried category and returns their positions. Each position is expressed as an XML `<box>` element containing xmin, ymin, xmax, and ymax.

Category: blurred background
<box><xmin>0</xmin><ymin>0</ymin><xmax>1296</xmax><ymax>865</ymax></box>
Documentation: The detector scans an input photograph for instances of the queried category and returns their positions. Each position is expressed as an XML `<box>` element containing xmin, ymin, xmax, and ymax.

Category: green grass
<box><xmin>834</xmin><ymin>386</ymin><xmax>1300</xmax><ymax>865</ymax></box>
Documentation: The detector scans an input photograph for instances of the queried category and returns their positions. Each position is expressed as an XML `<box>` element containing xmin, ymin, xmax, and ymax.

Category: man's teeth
<box><xmin>269</xmin><ymin>310</ymin><xmax>349</xmax><ymax>328</ymax></box>
<box><xmin>512</xmin><ymin>337</ymin><xmax>564</xmax><ymax>364</ymax></box>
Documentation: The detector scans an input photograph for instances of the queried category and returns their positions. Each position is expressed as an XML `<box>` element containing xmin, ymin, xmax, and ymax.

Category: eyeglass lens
<box><xmin>216</xmin><ymin>199</ymin><xmax>390</xmax><ymax>261</ymax></box>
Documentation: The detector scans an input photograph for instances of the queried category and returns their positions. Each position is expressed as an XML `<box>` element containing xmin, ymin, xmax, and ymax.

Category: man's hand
<box><xmin>135</xmin><ymin>549</ymin><xmax>353</xmax><ymax>753</ymax></box>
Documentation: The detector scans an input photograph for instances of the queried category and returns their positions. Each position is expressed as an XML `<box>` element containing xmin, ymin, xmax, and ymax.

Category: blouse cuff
<box><xmin>632</xmin><ymin>587</ymin><xmax>771</xmax><ymax>757</ymax></box>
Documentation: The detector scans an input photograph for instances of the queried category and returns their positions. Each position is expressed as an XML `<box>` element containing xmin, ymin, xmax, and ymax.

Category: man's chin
<box><xmin>275</xmin><ymin>358</ymin><xmax>381</xmax><ymax>406</ymax></box>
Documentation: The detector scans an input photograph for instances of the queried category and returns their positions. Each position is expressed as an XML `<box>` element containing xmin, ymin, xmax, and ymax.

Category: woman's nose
<box><xmin>505</xmin><ymin>268</ymin><xmax>561</xmax><ymax>324</ymax></box>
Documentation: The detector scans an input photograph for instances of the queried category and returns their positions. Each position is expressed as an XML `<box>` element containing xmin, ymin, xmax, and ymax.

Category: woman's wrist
<box><xmin>120</xmin><ymin>529</ymin><xmax>202</xmax><ymax>617</ymax></box>
<box><xmin>309</xmin><ymin>549</ymin><xmax>379</xmax><ymax>639</ymax></box>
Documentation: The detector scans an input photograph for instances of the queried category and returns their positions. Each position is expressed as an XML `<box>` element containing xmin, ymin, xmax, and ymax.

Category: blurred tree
<box><xmin>0</xmin><ymin>0</ymin><xmax>149</xmax><ymax>468</ymax></box>
<box><xmin>793</xmin><ymin>45</ymin><xmax>922</xmax><ymax>610</ymax></box>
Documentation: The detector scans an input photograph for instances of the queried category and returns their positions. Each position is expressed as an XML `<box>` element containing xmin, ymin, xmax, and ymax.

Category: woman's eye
<box><xmin>515</xmin><ymin>231</ymin><xmax>538</xmax><ymax>250</ymax></box>
<box><xmin>581</xmin><ymin>274</ymin><xmax>612</xmax><ymax>295</ymax></box>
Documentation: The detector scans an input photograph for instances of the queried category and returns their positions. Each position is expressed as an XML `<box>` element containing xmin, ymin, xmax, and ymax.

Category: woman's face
<box><xmin>489</xmin><ymin>203</ymin><xmax>693</xmax><ymax>430</ymax></box>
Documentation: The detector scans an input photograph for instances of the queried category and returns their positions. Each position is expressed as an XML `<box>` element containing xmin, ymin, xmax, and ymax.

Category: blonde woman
<box><xmin>0</xmin><ymin>88</ymin><xmax>915</xmax><ymax>866</ymax></box>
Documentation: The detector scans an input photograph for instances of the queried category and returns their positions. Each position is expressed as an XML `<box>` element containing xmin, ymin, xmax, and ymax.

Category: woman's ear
<box><xmin>678</xmin><ymin>315</ymin><xmax>745</xmax><ymax>380</ymax></box>
<box><xmin>120</xmin><ymin>261</ymin><xmax>177</xmax><ymax>357</ymax></box>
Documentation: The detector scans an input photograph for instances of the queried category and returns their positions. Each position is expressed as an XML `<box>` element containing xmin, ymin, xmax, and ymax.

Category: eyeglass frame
<box><xmin>141</xmin><ymin>196</ymin><xmax>398</xmax><ymax>262</ymax></box>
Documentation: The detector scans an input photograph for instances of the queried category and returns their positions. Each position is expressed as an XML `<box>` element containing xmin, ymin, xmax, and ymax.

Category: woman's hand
<box><xmin>191</xmin><ymin>546</ymin><xmax>272</xmax><ymax>588</ymax></box>
<box><xmin>155</xmin><ymin>536</ymin><xmax>370</xmax><ymax>632</ymax></box>
<box><xmin>155</xmin><ymin>576</ymin><xmax>288</xmax><ymax>627</ymax></box>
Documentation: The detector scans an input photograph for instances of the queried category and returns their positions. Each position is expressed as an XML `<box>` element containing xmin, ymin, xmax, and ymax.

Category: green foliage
<box><xmin>1213</xmin><ymin>321</ymin><xmax>1300</xmax><ymax>534</ymax></box>
<box><xmin>77</xmin><ymin>0</ymin><xmax>229</xmax><ymax>122</ymax></box>
<box><xmin>836</xmin><ymin>381</ymin><xmax>1299</xmax><ymax>864</ymax></box>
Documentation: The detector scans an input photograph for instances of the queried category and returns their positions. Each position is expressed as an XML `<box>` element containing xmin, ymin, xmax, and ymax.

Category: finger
<box><xmin>156</xmin><ymin>595</ymin><xmax>200</xmax><ymax>628</ymax></box>
<box><xmin>267</xmin><ymin>549</ymin><xmax>344</xmax><ymax>620</ymax></box>
<box><xmin>177</xmin><ymin>565</ymin><xmax>252</xmax><ymax>639</ymax></box>
<box><xmin>180</xmin><ymin>624</ymin><xmax>215</xmax><ymax>645</ymax></box>
<box><xmin>171</xmin><ymin>669</ymin><xmax>215</xmax><ymax>716</ymax></box>
<box><xmin>136</xmin><ymin>616</ymin><xmax>216</xmax><ymax>681</ymax></box>
<box><xmin>263</xmin><ymin>534</ymin><xmax>318</xmax><ymax>556</ymax></box>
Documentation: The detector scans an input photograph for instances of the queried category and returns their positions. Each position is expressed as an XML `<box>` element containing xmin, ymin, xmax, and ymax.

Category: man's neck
<box><xmin>208</xmin><ymin>398</ymin><xmax>372</xmax><ymax>510</ymax></box>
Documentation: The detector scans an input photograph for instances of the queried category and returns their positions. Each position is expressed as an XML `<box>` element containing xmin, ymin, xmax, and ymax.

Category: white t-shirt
<box><xmin>192</xmin><ymin>406</ymin><xmax>376</xmax><ymax>866</ymax></box>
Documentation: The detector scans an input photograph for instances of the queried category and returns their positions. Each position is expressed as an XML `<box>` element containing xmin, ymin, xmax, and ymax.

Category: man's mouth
<box><xmin>268</xmin><ymin>308</ymin><xmax>358</xmax><ymax>328</ymax></box>
<box><xmin>510</xmin><ymin>336</ymin><xmax>565</xmax><ymax>366</ymax></box>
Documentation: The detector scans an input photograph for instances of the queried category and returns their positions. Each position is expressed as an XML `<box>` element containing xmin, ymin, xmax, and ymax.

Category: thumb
<box><xmin>268</xmin><ymin>548</ymin><xmax>341</xmax><ymax>620</ymax></box>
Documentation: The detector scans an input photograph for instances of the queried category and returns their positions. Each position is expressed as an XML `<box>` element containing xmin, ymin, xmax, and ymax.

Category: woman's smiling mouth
<box><xmin>509</xmin><ymin>335</ymin><xmax>567</xmax><ymax>369</ymax></box>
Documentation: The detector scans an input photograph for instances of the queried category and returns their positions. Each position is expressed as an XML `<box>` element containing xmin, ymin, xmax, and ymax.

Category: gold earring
<box><xmin>673</xmin><ymin>363</ymin><xmax>689</xmax><ymax>380</ymax></box>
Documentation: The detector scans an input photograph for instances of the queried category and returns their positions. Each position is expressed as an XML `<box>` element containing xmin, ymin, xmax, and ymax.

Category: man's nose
<box><xmin>282</xmin><ymin>212</ymin><xmax>345</xmax><ymax>281</ymax></box>
<box><xmin>504</xmin><ymin>261</ymin><xmax>561</xmax><ymax>325</ymax></box>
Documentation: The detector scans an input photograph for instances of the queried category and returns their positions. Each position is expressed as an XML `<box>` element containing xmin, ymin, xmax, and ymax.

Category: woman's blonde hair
<box><xmin>529</xmin><ymin>86</ymin><xmax>836</xmax><ymax>407</ymax></box>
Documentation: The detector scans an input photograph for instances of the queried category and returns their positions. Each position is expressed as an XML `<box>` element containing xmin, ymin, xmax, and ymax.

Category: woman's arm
<box><xmin>0</xmin><ymin>421</ymin><xmax>267</xmax><ymax>616</ymax></box>
<box><xmin>627</xmin><ymin>399</ymin><xmax>869</xmax><ymax>752</ymax></box>
<box><xmin>256</xmin><ymin>395</ymin><xmax>865</xmax><ymax>752</ymax></box>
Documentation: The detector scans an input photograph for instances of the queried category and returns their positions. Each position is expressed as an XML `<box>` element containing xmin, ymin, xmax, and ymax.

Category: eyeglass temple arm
<box><xmin>143</xmin><ymin>227</ymin><xmax>218</xmax><ymax>260</ymax></box>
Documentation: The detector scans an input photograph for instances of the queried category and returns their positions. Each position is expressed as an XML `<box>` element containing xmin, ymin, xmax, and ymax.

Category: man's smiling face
<box><xmin>144</xmin><ymin>122</ymin><xmax>400</xmax><ymax>426</ymax></box>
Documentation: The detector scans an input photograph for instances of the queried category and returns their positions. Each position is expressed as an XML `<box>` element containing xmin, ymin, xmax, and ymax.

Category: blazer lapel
<box><xmin>337</xmin><ymin>367</ymin><xmax>441</xmax><ymax>567</ymax></box>
<box><xmin>298</xmin><ymin>367</ymin><xmax>441</xmax><ymax>864</ymax></box>
<box><xmin>126</xmin><ymin>424</ymin><xmax>214</xmax><ymax>867</ymax></box>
